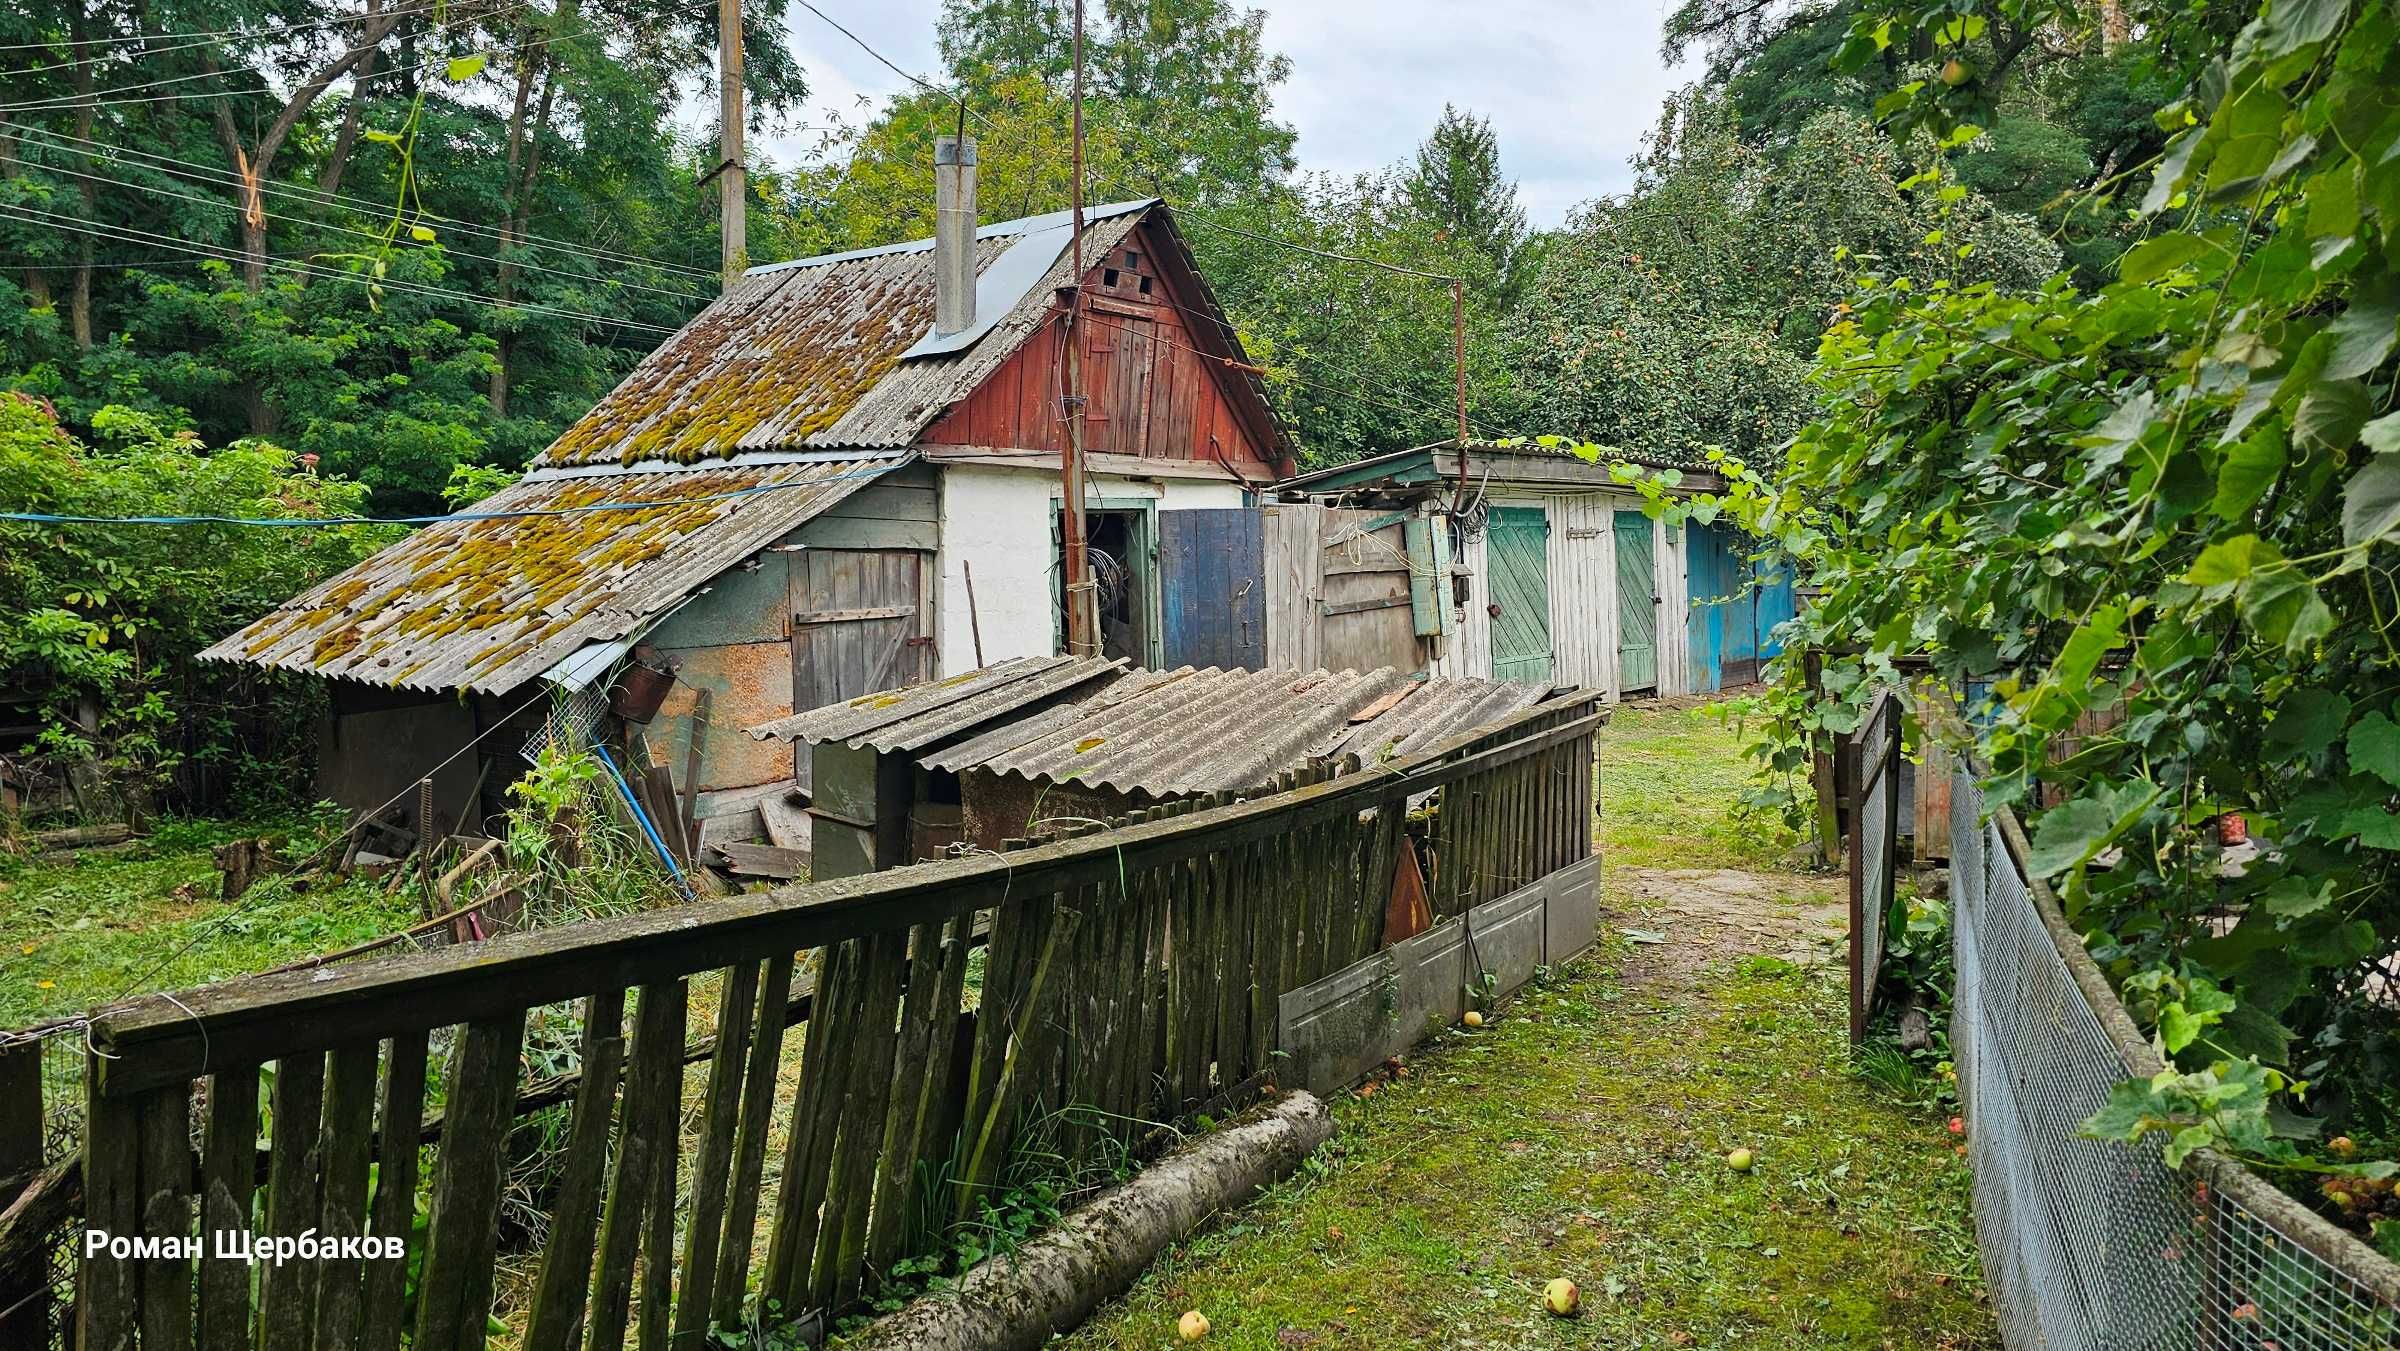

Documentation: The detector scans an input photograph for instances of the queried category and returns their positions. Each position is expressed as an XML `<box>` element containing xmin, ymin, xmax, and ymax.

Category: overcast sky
<box><xmin>752</xmin><ymin>2</ymin><xmax>1701</xmax><ymax>228</ymax></box>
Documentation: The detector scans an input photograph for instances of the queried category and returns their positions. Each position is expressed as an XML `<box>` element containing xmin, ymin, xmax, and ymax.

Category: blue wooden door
<box><xmin>1615</xmin><ymin>511</ymin><xmax>1658</xmax><ymax>692</ymax></box>
<box><xmin>1487</xmin><ymin>507</ymin><xmax>1553</xmax><ymax>683</ymax></box>
<box><xmin>1158</xmin><ymin>509</ymin><xmax>1266</xmax><ymax>670</ymax></box>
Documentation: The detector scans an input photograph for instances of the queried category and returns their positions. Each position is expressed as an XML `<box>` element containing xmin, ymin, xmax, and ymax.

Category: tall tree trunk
<box><xmin>317</xmin><ymin>4</ymin><xmax>382</xmax><ymax>205</ymax></box>
<box><xmin>65</xmin><ymin>0</ymin><xmax>96</xmax><ymax>347</ymax></box>
<box><xmin>204</xmin><ymin>8</ymin><xmax>403</xmax><ymax>293</ymax></box>
<box><xmin>489</xmin><ymin>47</ymin><xmax>541</xmax><ymax>419</ymax></box>
<box><xmin>490</xmin><ymin>49</ymin><xmax>559</xmax><ymax>420</ymax></box>
<box><xmin>0</xmin><ymin>117</ymin><xmax>54</xmax><ymax>315</ymax></box>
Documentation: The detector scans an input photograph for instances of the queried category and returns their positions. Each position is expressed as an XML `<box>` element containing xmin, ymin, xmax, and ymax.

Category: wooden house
<box><xmin>1274</xmin><ymin>441</ymin><xmax>1798</xmax><ymax>699</ymax></box>
<box><xmin>201</xmin><ymin>179</ymin><xmax>1297</xmax><ymax>854</ymax></box>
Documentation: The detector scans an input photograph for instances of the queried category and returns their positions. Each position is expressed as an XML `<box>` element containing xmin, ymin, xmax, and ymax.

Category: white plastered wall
<box><xmin>932</xmin><ymin>462</ymin><xmax>1246</xmax><ymax>677</ymax></box>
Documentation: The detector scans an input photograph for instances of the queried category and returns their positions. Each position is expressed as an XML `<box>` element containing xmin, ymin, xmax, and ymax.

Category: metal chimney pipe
<box><xmin>934</xmin><ymin>135</ymin><xmax>977</xmax><ymax>337</ymax></box>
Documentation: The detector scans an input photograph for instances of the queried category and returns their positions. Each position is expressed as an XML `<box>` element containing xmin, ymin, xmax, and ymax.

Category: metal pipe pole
<box><xmin>1058</xmin><ymin>0</ymin><xmax>1097</xmax><ymax>656</ymax></box>
<box><xmin>1453</xmin><ymin>278</ymin><xmax>1469</xmax><ymax>507</ymax></box>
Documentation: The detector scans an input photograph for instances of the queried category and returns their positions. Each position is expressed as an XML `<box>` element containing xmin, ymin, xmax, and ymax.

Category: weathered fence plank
<box><xmin>49</xmin><ymin>691</ymin><xmax>1606</xmax><ymax>1349</ymax></box>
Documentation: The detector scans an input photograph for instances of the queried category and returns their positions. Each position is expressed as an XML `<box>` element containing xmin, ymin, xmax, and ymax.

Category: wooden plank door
<box><xmin>1158</xmin><ymin>508</ymin><xmax>1266</xmax><ymax>670</ymax></box>
<box><xmin>1084</xmin><ymin>305</ymin><xmax>1157</xmax><ymax>455</ymax></box>
<box><xmin>790</xmin><ymin>549</ymin><xmax>930</xmax><ymax>789</ymax></box>
<box><xmin>1615</xmin><ymin>511</ymin><xmax>1658</xmax><ymax>693</ymax></box>
<box><xmin>1486</xmin><ymin>507</ymin><xmax>1553</xmax><ymax>683</ymax></box>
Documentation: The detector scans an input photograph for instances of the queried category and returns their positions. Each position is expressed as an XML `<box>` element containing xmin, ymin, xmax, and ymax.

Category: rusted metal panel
<box><xmin>198</xmin><ymin>458</ymin><xmax>902</xmax><ymax>693</ymax></box>
<box><xmin>648</xmin><ymin>641</ymin><xmax>794</xmax><ymax>795</ymax></box>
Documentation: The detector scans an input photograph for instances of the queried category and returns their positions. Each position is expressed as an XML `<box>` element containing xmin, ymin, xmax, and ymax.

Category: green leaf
<box><xmin>2295</xmin><ymin>379</ymin><xmax>2370</xmax><ymax>450</ymax></box>
<box><xmin>2025</xmin><ymin>782</ymin><xmax>2161</xmax><ymax>877</ymax></box>
<box><xmin>2347</xmin><ymin>712</ymin><xmax>2400</xmax><ymax>788</ymax></box>
<box><xmin>2212</xmin><ymin>424</ymin><xmax>2286</xmax><ymax>520</ymax></box>
<box><xmin>2344</xmin><ymin>456</ymin><xmax>2400</xmax><ymax>547</ymax></box>
<box><xmin>2267</xmin><ymin>689</ymin><xmax>2351</xmax><ymax>756</ymax></box>
<box><xmin>2324</xmin><ymin>287</ymin><xmax>2399</xmax><ymax>380</ymax></box>
<box><xmin>2159</xmin><ymin>1002</ymin><xmax>2207</xmax><ymax>1054</ymax></box>
<box><xmin>2293</xmin><ymin>919</ymin><xmax>2379</xmax><ymax>966</ymax></box>
<box><xmin>2052</xmin><ymin>602</ymin><xmax>2128</xmax><ymax>691</ymax></box>
<box><xmin>2364</xmin><ymin>413</ymin><xmax>2400</xmax><ymax>455</ymax></box>
<box><xmin>408</xmin><ymin>225</ymin><xmax>436</xmax><ymax>243</ymax></box>
<box><xmin>446</xmin><ymin>53</ymin><xmax>488</xmax><ymax>82</ymax></box>
<box><xmin>2121</xmin><ymin>234</ymin><xmax>2210</xmax><ymax>284</ymax></box>
<box><xmin>2250</xmin><ymin>0</ymin><xmax>2346</xmax><ymax>57</ymax></box>
<box><xmin>2188</xmin><ymin>534</ymin><xmax>2273</xmax><ymax>587</ymax></box>
<box><xmin>2261</xmin><ymin>875</ymin><xmax>2335</xmax><ymax>918</ymax></box>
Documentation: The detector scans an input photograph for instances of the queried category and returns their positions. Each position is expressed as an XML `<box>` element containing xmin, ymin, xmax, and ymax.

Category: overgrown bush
<box><xmin>0</xmin><ymin>394</ymin><xmax>394</xmax><ymax>821</ymax></box>
<box><xmin>1569</xmin><ymin>0</ymin><xmax>2400</xmax><ymax>1255</ymax></box>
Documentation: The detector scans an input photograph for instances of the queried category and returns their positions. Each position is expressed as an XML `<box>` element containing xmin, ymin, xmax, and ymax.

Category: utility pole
<box><xmin>1057</xmin><ymin>0</ymin><xmax>1098</xmax><ymax>656</ymax></box>
<box><xmin>1452</xmin><ymin>278</ymin><xmax>1469</xmax><ymax>507</ymax></box>
<box><xmin>718</xmin><ymin>0</ymin><xmax>745</xmax><ymax>291</ymax></box>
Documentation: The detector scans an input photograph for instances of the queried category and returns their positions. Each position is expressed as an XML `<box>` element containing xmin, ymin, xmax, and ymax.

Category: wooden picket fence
<box><xmin>52</xmin><ymin>689</ymin><xmax>1601</xmax><ymax>1351</ymax></box>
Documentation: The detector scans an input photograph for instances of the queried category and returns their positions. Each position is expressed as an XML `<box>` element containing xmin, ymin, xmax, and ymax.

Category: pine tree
<box><xmin>1403</xmin><ymin>105</ymin><xmax>1527</xmax><ymax>289</ymax></box>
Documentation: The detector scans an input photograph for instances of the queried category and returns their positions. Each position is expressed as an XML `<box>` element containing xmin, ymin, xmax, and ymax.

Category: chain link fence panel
<box><xmin>1948</xmin><ymin>768</ymin><xmax>2400</xmax><ymax>1350</ymax></box>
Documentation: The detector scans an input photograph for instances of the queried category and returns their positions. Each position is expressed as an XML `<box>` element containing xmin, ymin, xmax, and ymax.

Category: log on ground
<box><xmin>849</xmin><ymin>1092</ymin><xmax>1335</xmax><ymax>1351</ymax></box>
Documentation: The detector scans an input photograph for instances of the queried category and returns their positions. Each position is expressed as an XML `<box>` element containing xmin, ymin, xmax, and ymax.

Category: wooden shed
<box><xmin>1275</xmin><ymin>441</ymin><xmax>1794</xmax><ymax>699</ymax></box>
<box><xmin>201</xmin><ymin>193</ymin><xmax>1297</xmax><ymax>862</ymax></box>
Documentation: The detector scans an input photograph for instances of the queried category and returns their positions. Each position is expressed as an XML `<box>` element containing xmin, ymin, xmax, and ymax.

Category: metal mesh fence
<box><xmin>1948</xmin><ymin>767</ymin><xmax>2400</xmax><ymax>1350</ymax></box>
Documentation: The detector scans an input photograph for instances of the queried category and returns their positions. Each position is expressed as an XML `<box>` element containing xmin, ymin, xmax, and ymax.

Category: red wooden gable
<box><xmin>921</xmin><ymin>218</ymin><xmax>1281</xmax><ymax>476</ymax></box>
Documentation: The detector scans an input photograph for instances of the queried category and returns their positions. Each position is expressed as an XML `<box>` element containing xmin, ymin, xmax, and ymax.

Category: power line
<box><xmin>789</xmin><ymin>0</ymin><xmax>996</xmax><ymax>134</ymax></box>
<box><xmin>2</xmin><ymin>205</ymin><xmax>686</xmax><ymax>334</ymax></box>
<box><xmin>5</xmin><ymin>121</ymin><xmax>724</xmax><ymax>281</ymax></box>
<box><xmin>0</xmin><ymin>0</ymin><xmax>697</xmax><ymax>115</ymax></box>
<box><xmin>0</xmin><ymin>460</ymin><xmax>899</xmax><ymax>526</ymax></box>
<box><xmin>18</xmin><ymin>155</ymin><xmax>717</xmax><ymax>303</ymax></box>
<box><xmin>0</xmin><ymin>0</ymin><xmax>525</xmax><ymax>92</ymax></box>
<box><xmin>0</xmin><ymin>0</ymin><xmax>485</xmax><ymax>56</ymax></box>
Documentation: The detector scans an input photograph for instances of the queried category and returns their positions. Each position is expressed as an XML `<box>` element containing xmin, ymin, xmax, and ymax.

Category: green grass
<box><xmin>1060</xmin><ymin>699</ymin><xmax>1987</xmax><ymax>1349</ymax></box>
<box><xmin>0</xmin><ymin>818</ymin><xmax>419</xmax><ymax>1028</ymax></box>
<box><xmin>1062</xmin><ymin>952</ymin><xmax>1991</xmax><ymax>1351</ymax></box>
<box><xmin>1599</xmin><ymin>702</ymin><xmax>1802</xmax><ymax>872</ymax></box>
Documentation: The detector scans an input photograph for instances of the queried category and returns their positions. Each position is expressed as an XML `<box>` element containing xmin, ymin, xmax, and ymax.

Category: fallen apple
<box><xmin>1544</xmin><ymin>1277</ymin><xmax>1580</xmax><ymax>1316</ymax></box>
<box><xmin>1947</xmin><ymin>1116</ymin><xmax>1965</xmax><ymax>1136</ymax></box>
<box><xmin>1463</xmin><ymin>1010</ymin><xmax>1485</xmax><ymax>1028</ymax></box>
<box><xmin>1178</xmin><ymin>1310</ymin><xmax>1210</xmax><ymax>1341</ymax></box>
<box><xmin>1726</xmin><ymin>1147</ymin><xmax>1754</xmax><ymax>1172</ymax></box>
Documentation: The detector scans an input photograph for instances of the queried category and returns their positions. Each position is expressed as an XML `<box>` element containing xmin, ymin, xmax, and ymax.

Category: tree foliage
<box><xmin>1666</xmin><ymin>0</ymin><xmax>2400</xmax><ymax>1223</ymax></box>
<box><xmin>0</xmin><ymin>394</ymin><xmax>393</xmax><ymax>814</ymax></box>
<box><xmin>0</xmin><ymin>0</ymin><xmax>815</xmax><ymax>512</ymax></box>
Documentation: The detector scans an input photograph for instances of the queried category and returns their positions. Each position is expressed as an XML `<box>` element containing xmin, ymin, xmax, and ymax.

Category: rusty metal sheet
<box><xmin>648</xmin><ymin>640</ymin><xmax>795</xmax><ymax>794</ymax></box>
<box><xmin>198</xmin><ymin>457</ymin><xmax>902</xmax><ymax>694</ymax></box>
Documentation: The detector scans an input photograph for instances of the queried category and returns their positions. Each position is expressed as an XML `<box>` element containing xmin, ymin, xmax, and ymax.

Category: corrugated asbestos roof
<box><xmin>746</xmin><ymin>654</ymin><xmax>1126</xmax><ymax>751</ymax></box>
<box><xmin>198</xmin><ymin>456</ymin><xmax>903</xmax><ymax>693</ymax></box>
<box><xmin>760</xmin><ymin>663</ymin><xmax>1550</xmax><ymax>798</ymax></box>
<box><xmin>537</xmin><ymin>203</ymin><xmax>1152</xmax><ymax>468</ymax></box>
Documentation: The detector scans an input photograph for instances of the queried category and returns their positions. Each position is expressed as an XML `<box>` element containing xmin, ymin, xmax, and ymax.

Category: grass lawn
<box><xmin>1059</xmin><ymin>699</ymin><xmax>1995</xmax><ymax>1350</ymax></box>
<box><xmin>0</xmin><ymin>818</ymin><xmax>420</xmax><ymax>1029</ymax></box>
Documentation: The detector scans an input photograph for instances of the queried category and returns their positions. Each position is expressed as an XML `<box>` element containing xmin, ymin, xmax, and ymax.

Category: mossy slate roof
<box><xmin>198</xmin><ymin>457</ymin><xmax>900</xmax><ymax>694</ymax></box>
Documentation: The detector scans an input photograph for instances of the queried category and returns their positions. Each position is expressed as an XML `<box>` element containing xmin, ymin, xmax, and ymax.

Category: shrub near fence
<box><xmin>40</xmin><ymin>691</ymin><xmax>1601</xmax><ymax>1351</ymax></box>
<box><xmin>1945</xmin><ymin>765</ymin><xmax>2400</xmax><ymax>1350</ymax></box>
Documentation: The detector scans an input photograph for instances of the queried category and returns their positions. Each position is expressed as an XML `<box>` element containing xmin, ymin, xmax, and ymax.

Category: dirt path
<box><xmin>1060</xmin><ymin>706</ymin><xmax>1996</xmax><ymax>1351</ymax></box>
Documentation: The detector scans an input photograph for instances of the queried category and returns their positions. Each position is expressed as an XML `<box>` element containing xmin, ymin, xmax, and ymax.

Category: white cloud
<box><xmin>735</xmin><ymin>1</ymin><xmax>1696</xmax><ymax>228</ymax></box>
